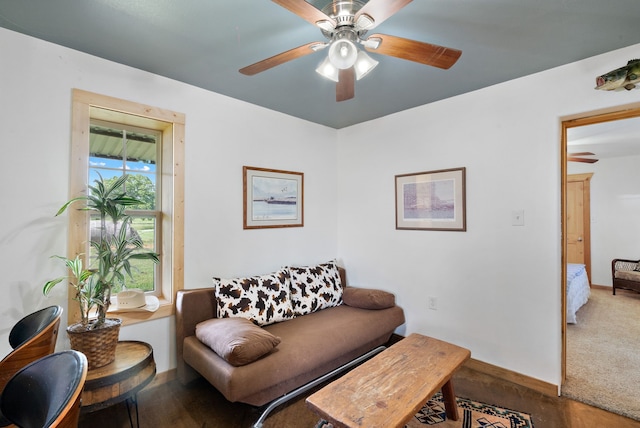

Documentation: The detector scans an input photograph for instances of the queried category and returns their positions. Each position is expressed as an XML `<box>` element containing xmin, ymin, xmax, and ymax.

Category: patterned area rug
<box><xmin>405</xmin><ymin>393</ymin><xmax>534</xmax><ymax>428</ymax></box>
<box><xmin>315</xmin><ymin>393</ymin><xmax>534</xmax><ymax>428</ymax></box>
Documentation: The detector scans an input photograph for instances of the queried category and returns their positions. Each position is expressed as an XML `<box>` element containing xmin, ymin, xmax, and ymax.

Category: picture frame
<box><xmin>243</xmin><ymin>166</ymin><xmax>304</xmax><ymax>229</ymax></box>
<box><xmin>395</xmin><ymin>167</ymin><xmax>466</xmax><ymax>231</ymax></box>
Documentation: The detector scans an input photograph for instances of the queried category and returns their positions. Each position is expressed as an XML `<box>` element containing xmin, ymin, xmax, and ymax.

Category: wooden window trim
<box><xmin>70</xmin><ymin>89</ymin><xmax>184</xmax><ymax>326</ymax></box>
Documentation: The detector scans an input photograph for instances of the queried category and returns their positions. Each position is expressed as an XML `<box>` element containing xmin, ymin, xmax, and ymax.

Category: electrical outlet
<box><xmin>428</xmin><ymin>296</ymin><xmax>437</xmax><ymax>310</ymax></box>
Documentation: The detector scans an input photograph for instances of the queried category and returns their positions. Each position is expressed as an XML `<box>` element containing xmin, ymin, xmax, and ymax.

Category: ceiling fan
<box><xmin>239</xmin><ymin>0</ymin><xmax>462</xmax><ymax>102</ymax></box>
<box><xmin>568</xmin><ymin>152</ymin><xmax>599</xmax><ymax>163</ymax></box>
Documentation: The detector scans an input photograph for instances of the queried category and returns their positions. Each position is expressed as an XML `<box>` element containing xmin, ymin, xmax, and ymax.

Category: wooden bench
<box><xmin>306</xmin><ymin>333</ymin><xmax>470</xmax><ymax>428</ymax></box>
<box><xmin>612</xmin><ymin>258</ymin><xmax>640</xmax><ymax>295</ymax></box>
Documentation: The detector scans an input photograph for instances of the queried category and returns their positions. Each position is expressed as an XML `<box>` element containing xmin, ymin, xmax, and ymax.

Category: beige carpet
<box><xmin>563</xmin><ymin>287</ymin><xmax>640</xmax><ymax>420</ymax></box>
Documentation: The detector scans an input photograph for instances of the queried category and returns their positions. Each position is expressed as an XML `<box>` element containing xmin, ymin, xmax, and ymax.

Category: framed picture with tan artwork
<box><xmin>395</xmin><ymin>167</ymin><xmax>466</xmax><ymax>231</ymax></box>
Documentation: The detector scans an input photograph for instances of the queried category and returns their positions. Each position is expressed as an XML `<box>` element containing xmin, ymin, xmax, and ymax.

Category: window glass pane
<box><xmin>125</xmin><ymin>136</ymin><xmax>157</xmax><ymax>171</ymax></box>
<box><xmin>125</xmin><ymin>173</ymin><xmax>156</xmax><ymax>210</ymax></box>
<box><xmin>88</xmin><ymin>121</ymin><xmax>160</xmax><ymax>295</ymax></box>
<box><xmin>87</xmin><ymin>215</ymin><xmax>157</xmax><ymax>294</ymax></box>
<box><xmin>125</xmin><ymin>136</ymin><xmax>157</xmax><ymax>210</ymax></box>
<box><xmin>89</xmin><ymin>124</ymin><xmax>124</xmax><ymax>182</ymax></box>
<box><xmin>89</xmin><ymin>124</ymin><xmax>158</xmax><ymax>186</ymax></box>
<box><xmin>124</xmin><ymin>216</ymin><xmax>157</xmax><ymax>292</ymax></box>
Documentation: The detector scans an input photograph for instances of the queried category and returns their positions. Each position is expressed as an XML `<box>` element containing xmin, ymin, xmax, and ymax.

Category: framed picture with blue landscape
<box><xmin>395</xmin><ymin>167</ymin><xmax>466</xmax><ymax>231</ymax></box>
<box><xmin>243</xmin><ymin>166</ymin><xmax>304</xmax><ymax>229</ymax></box>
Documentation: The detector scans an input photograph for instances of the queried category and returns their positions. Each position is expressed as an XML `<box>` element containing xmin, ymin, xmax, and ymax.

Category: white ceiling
<box><xmin>568</xmin><ymin>116</ymin><xmax>640</xmax><ymax>161</ymax></box>
<box><xmin>1</xmin><ymin>0</ymin><xmax>640</xmax><ymax>129</ymax></box>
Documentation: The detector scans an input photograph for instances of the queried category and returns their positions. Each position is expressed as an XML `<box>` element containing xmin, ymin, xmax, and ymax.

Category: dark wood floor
<box><xmin>79</xmin><ymin>364</ymin><xmax>640</xmax><ymax>428</ymax></box>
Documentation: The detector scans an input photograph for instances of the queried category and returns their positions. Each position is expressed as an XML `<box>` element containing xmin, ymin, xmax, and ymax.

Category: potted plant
<box><xmin>44</xmin><ymin>174</ymin><xmax>159</xmax><ymax>368</ymax></box>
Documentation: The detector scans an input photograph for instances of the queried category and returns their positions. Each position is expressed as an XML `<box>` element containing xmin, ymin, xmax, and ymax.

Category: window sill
<box><xmin>108</xmin><ymin>298</ymin><xmax>174</xmax><ymax>326</ymax></box>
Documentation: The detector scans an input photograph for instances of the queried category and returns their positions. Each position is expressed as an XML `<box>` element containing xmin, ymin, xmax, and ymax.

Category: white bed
<box><xmin>567</xmin><ymin>263</ymin><xmax>590</xmax><ymax>324</ymax></box>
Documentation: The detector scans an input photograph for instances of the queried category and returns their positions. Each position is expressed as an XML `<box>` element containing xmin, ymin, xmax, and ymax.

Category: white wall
<box><xmin>3</xmin><ymin>24</ymin><xmax>640</xmax><ymax>389</ymax></box>
<box><xmin>569</xmin><ymin>156</ymin><xmax>640</xmax><ymax>286</ymax></box>
<box><xmin>0</xmin><ymin>27</ymin><xmax>338</xmax><ymax>372</ymax></box>
<box><xmin>336</xmin><ymin>43</ymin><xmax>640</xmax><ymax>388</ymax></box>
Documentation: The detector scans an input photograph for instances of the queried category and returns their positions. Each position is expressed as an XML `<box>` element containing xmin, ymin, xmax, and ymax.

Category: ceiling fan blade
<box><xmin>355</xmin><ymin>0</ymin><xmax>413</xmax><ymax>29</ymax></box>
<box><xmin>568</xmin><ymin>152</ymin><xmax>596</xmax><ymax>156</ymax></box>
<box><xmin>568</xmin><ymin>157</ymin><xmax>599</xmax><ymax>163</ymax></box>
<box><xmin>365</xmin><ymin>33</ymin><xmax>461</xmax><ymax>69</ymax></box>
<box><xmin>239</xmin><ymin>42</ymin><xmax>323</xmax><ymax>76</ymax></box>
<box><xmin>271</xmin><ymin>0</ymin><xmax>336</xmax><ymax>29</ymax></box>
<box><xmin>336</xmin><ymin>68</ymin><xmax>355</xmax><ymax>102</ymax></box>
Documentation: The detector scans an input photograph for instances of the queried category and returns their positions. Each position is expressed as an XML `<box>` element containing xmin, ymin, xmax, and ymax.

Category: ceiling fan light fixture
<box><xmin>316</xmin><ymin>20</ymin><xmax>334</xmax><ymax>32</ymax></box>
<box><xmin>240</xmin><ymin>0</ymin><xmax>462</xmax><ymax>102</ymax></box>
<box><xmin>355</xmin><ymin>13</ymin><xmax>375</xmax><ymax>30</ymax></box>
<box><xmin>328</xmin><ymin>39</ymin><xmax>358</xmax><ymax>69</ymax></box>
<box><xmin>363</xmin><ymin>37</ymin><xmax>382</xmax><ymax>50</ymax></box>
<box><xmin>315</xmin><ymin>56</ymin><xmax>339</xmax><ymax>82</ymax></box>
<box><xmin>354</xmin><ymin>50</ymin><xmax>378</xmax><ymax>80</ymax></box>
<box><xmin>310</xmin><ymin>42</ymin><xmax>329</xmax><ymax>52</ymax></box>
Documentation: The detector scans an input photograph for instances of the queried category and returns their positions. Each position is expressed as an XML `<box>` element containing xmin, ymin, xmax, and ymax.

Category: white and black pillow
<box><xmin>286</xmin><ymin>260</ymin><xmax>343</xmax><ymax>316</ymax></box>
<box><xmin>214</xmin><ymin>269</ymin><xmax>295</xmax><ymax>326</ymax></box>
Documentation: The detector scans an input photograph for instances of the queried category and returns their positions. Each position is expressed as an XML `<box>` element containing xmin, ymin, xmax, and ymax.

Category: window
<box><xmin>70</xmin><ymin>89</ymin><xmax>184</xmax><ymax>325</ymax></box>
<box><xmin>89</xmin><ymin>121</ymin><xmax>161</xmax><ymax>295</ymax></box>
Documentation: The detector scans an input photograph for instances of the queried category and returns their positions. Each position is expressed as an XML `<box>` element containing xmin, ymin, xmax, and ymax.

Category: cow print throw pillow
<box><xmin>287</xmin><ymin>260</ymin><xmax>343</xmax><ymax>316</ymax></box>
<box><xmin>214</xmin><ymin>269</ymin><xmax>295</xmax><ymax>326</ymax></box>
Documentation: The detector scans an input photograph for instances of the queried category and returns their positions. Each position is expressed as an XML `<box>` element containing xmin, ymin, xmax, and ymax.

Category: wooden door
<box><xmin>567</xmin><ymin>180</ymin><xmax>585</xmax><ymax>264</ymax></box>
<box><xmin>567</xmin><ymin>173</ymin><xmax>592</xmax><ymax>282</ymax></box>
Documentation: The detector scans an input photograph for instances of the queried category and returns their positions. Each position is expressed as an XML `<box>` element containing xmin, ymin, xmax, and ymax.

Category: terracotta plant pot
<box><xmin>67</xmin><ymin>318</ymin><xmax>121</xmax><ymax>369</ymax></box>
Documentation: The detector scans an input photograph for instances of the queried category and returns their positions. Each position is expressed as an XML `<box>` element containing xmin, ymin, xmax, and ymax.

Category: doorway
<box><xmin>561</xmin><ymin>103</ymin><xmax>640</xmax><ymax>384</ymax></box>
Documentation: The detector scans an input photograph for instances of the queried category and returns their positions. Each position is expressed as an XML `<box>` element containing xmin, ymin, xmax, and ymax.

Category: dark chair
<box><xmin>0</xmin><ymin>306</ymin><xmax>63</xmax><ymax>392</ymax></box>
<box><xmin>0</xmin><ymin>350</ymin><xmax>88</xmax><ymax>428</ymax></box>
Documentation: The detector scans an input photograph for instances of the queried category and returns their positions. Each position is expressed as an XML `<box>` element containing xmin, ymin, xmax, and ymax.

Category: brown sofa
<box><xmin>175</xmin><ymin>268</ymin><xmax>405</xmax><ymax>415</ymax></box>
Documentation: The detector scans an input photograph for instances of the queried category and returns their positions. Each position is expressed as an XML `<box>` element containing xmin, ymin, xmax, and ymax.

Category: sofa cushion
<box><xmin>195</xmin><ymin>317</ymin><xmax>281</xmax><ymax>366</ymax></box>
<box><xmin>342</xmin><ymin>287</ymin><xmax>395</xmax><ymax>309</ymax></box>
<box><xmin>615</xmin><ymin>269</ymin><xmax>640</xmax><ymax>282</ymax></box>
<box><xmin>287</xmin><ymin>260</ymin><xmax>343</xmax><ymax>316</ymax></box>
<box><xmin>214</xmin><ymin>268</ymin><xmax>295</xmax><ymax>326</ymax></box>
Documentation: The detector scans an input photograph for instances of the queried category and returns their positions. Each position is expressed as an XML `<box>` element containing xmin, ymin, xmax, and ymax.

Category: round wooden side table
<box><xmin>81</xmin><ymin>340</ymin><xmax>156</xmax><ymax>428</ymax></box>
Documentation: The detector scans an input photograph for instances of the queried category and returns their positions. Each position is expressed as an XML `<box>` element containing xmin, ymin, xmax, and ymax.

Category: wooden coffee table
<box><xmin>306</xmin><ymin>333</ymin><xmax>470</xmax><ymax>428</ymax></box>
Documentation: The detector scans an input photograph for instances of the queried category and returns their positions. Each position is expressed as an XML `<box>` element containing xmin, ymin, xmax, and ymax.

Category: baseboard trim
<box><xmin>464</xmin><ymin>358</ymin><xmax>558</xmax><ymax>397</ymax></box>
<box><xmin>390</xmin><ymin>334</ymin><xmax>558</xmax><ymax>397</ymax></box>
<box><xmin>148</xmin><ymin>368</ymin><xmax>177</xmax><ymax>389</ymax></box>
